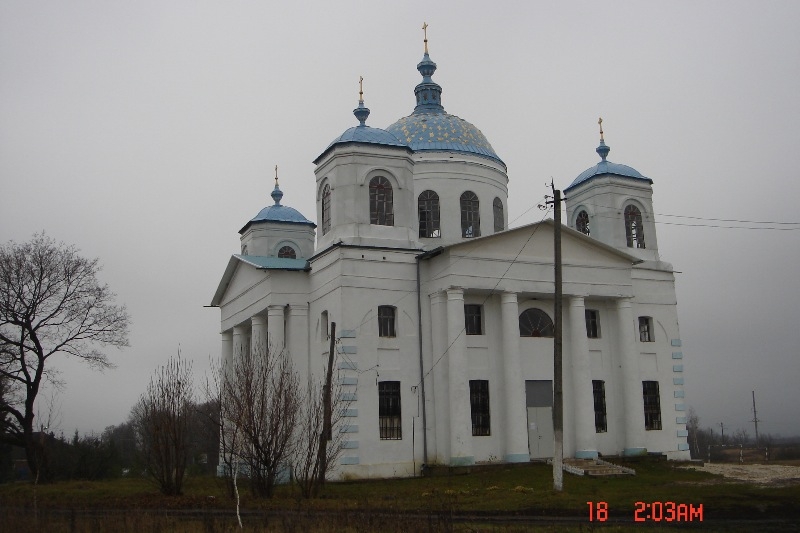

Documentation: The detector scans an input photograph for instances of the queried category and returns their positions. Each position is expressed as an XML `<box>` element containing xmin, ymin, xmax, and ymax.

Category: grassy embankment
<box><xmin>1</xmin><ymin>459</ymin><xmax>798</xmax><ymax>532</ymax></box>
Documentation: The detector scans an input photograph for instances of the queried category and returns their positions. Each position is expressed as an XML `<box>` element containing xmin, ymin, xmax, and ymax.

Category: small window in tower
<box><xmin>320</xmin><ymin>311</ymin><xmax>329</xmax><ymax>341</ymax></box>
<box><xmin>241</xmin><ymin>245</ymin><xmax>248</xmax><ymax>255</ymax></box>
<box><xmin>418</xmin><ymin>190</ymin><xmax>441</xmax><ymax>238</ymax></box>
<box><xmin>519</xmin><ymin>308</ymin><xmax>554</xmax><ymax>338</ymax></box>
<box><xmin>321</xmin><ymin>184</ymin><xmax>331</xmax><ymax>235</ymax></box>
<box><xmin>624</xmin><ymin>205</ymin><xmax>646</xmax><ymax>249</ymax></box>
<box><xmin>460</xmin><ymin>191</ymin><xmax>481</xmax><ymax>238</ymax></box>
<box><xmin>369</xmin><ymin>176</ymin><xmax>394</xmax><ymax>226</ymax></box>
<box><xmin>493</xmin><ymin>197</ymin><xmax>504</xmax><ymax>233</ymax></box>
<box><xmin>576</xmin><ymin>210</ymin><xmax>590</xmax><ymax>236</ymax></box>
<box><xmin>278</xmin><ymin>246</ymin><xmax>296</xmax><ymax>259</ymax></box>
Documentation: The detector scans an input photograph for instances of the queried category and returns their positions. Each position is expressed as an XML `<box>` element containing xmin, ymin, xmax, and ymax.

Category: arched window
<box><xmin>418</xmin><ymin>190</ymin><xmax>441</xmax><ymax>238</ymax></box>
<box><xmin>369</xmin><ymin>176</ymin><xmax>394</xmax><ymax>226</ymax></box>
<box><xmin>241</xmin><ymin>245</ymin><xmax>248</xmax><ymax>255</ymax></box>
<box><xmin>624</xmin><ymin>205</ymin><xmax>646</xmax><ymax>248</ymax></box>
<box><xmin>519</xmin><ymin>308</ymin><xmax>554</xmax><ymax>338</ymax></box>
<box><xmin>460</xmin><ymin>191</ymin><xmax>481</xmax><ymax>238</ymax></box>
<box><xmin>278</xmin><ymin>246</ymin><xmax>296</xmax><ymax>259</ymax></box>
<box><xmin>576</xmin><ymin>210</ymin><xmax>590</xmax><ymax>236</ymax></box>
<box><xmin>320</xmin><ymin>311</ymin><xmax>329</xmax><ymax>341</ymax></box>
<box><xmin>493</xmin><ymin>197</ymin><xmax>504</xmax><ymax>233</ymax></box>
<box><xmin>321</xmin><ymin>184</ymin><xmax>331</xmax><ymax>235</ymax></box>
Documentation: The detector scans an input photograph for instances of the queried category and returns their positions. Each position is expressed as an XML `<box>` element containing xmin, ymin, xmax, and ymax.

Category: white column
<box><xmin>446</xmin><ymin>287</ymin><xmax>473</xmax><ymax>466</ymax></box>
<box><xmin>429</xmin><ymin>291</ymin><xmax>449</xmax><ymax>463</ymax></box>
<box><xmin>221</xmin><ymin>331</ymin><xmax>233</xmax><ymax>370</ymax></box>
<box><xmin>500</xmin><ymin>292</ymin><xmax>529</xmax><ymax>462</ymax></box>
<box><xmin>568</xmin><ymin>296</ymin><xmax>598</xmax><ymax>459</ymax></box>
<box><xmin>615</xmin><ymin>298</ymin><xmax>647</xmax><ymax>455</ymax></box>
<box><xmin>251</xmin><ymin>315</ymin><xmax>268</xmax><ymax>357</ymax></box>
<box><xmin>289</xmin><ymin>304</ymin><xmax>310</xmax><ymax>380</ymax></box>
<box><xmin>232</xmin><ymin>325</ymin><xmax>248</xmax><ymax>360</ymax></box>
<box><xmin>267</xmin><ymin>304</ymin><xmax>285</xmax><ymax>353</ymax></box>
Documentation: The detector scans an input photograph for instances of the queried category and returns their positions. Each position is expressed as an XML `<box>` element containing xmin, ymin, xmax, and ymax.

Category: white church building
<box><xmin>211</xmin><ymin>39</ymin><xmax>691</xmax><ymax>479</ymax></box>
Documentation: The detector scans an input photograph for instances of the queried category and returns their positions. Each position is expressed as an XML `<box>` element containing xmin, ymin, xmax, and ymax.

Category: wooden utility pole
<box><xmin>550</xmin><ymin>183</ymin><xmax>564</xmax><ymax>492</ymax></box>
<box><xmin>751</xmin><ymin>390</ymin><xmax>760</xmax><ymax>447</ymax></box>
<box><xmin>318</xmin><ymin>321</ymin><xmax>336</xmax><ymax>486</ymax></box>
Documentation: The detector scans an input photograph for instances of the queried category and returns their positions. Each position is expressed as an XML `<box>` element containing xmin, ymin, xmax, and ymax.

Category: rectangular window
<box><xmin>464</xmin><ymin>304</ymin><xmax>483</xmax><ymax>335</ymax></box>
<box><xmin>638</xmin><ymin>316</ymin><xmax>653</xmax><ymax>342</ymax></box>
<box><xmin>642</xmin><ymin>380</ymin><xmax>662</xmax><ymax>430</ymax></box>
<box><xmin>592</xmin><ymin>380</ymin><xmax>607</xmax><ymax>433</ymax></box>
<box><xmin>378</xmin><ymin>381</ymin><xmax>402</xmax><ymax>440</ymax></box>
<box><xmin>469</xmin><ymin>380</ymin><xmax>491</xmax><ymax>436</ymax></box>
<box><xmin>378</xmin><ymin>306</ymin><xmax>396</xmax><ymax>338</ymax></box>
<box><xmin>585</xmin><ymin>309</ymin><xmax>600</xmax><ymax>338</ymax></box>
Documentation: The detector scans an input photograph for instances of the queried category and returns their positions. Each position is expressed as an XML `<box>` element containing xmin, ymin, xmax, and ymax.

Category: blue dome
<box><xmin>386</xmin><ymin>112</ymin><xmax>502</xmax><ymax>164</ymax></box>
<box><xmin>565</xmin><ymin>139</ymin><xmax>651</xmax><ymax>192</ymax></box>
<box><xmin>385</xmin><ymin>51</ymin><xmax>504</xmax><ymax>166</ymax></box>
<box><xmin>239</xmin><ymin>182</ymin><xmax>315</xmax><ymax>234</ymax></box>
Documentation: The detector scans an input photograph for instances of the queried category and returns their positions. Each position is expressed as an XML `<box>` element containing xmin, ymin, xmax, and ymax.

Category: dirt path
<box><xmin>680</xmin><ymin>463</ymin><xmax>800</xmax><ymax>485</ymax></box>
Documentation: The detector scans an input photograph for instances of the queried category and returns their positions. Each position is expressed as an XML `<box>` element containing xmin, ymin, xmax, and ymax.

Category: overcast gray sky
<box><xmin>2</xmin><ymin>1</ymin><xmax>798</xmax><ymax>439</ymax></box>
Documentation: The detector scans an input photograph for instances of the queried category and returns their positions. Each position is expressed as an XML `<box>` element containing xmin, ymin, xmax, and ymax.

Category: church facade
<box><xmin>211</xmin><ymin>40</ymin><xmax>691</xmax><ymax>479</ymax></box>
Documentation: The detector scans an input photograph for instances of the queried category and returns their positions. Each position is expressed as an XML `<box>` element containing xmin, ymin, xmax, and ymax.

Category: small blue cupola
<box><xmin>239</xmin><ymin>168</ymin><xmax>316</xmax><ymax>260</ymax></box>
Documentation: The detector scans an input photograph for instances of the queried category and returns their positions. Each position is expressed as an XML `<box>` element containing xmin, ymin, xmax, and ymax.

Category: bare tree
<box><xmin>218</xmin><ymin>342</ymin><xmax>300</xmax><ymax>498</ymax></box>
<box><xmin>132</xmin><ymin>354</ymin><xmax>194</xmax><ymax>495</ymax></box>
<box><xmin>0</xmin><ymin>233</ymin><xmax>129</xmax><ymax>481</ymax></box>
<box><xmin>293</xmin><ymin>377</ymin><xmax>348</xmax><ymax>498</ymax></box>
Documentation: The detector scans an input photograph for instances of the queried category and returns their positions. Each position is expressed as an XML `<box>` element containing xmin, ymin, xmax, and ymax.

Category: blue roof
<box><xmin>384</xmin><ymin>51</ymin><xmax>504</xmax><ymax>166</ymax></box>
<box><xmin>386</xmin><ymin>112</ymin><xmax>502</xmax><ymax>164</ymax></box>
<box><xmin>236</xmin><ymin>254</ymin><xmax>310</xmax><ymax>271</ymax></box>
<box><xmin>565</xmin><ymin>139</ymin><xmax>651</xmax><ymax>192</ymax></box>
<box><xmin>239</xmin><ymin>182</ymin><xmax>315</xmax><ymax>233</ymax></box>
<box><xmin>326</xmin><ymin>124</ymin><xmax>407</xmax><ymax>150</ymax></box>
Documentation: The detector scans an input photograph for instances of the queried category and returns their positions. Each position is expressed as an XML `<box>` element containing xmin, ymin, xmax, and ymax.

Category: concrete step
<box><xmin>563</xmin><ymin>458</ymin><xmax>636</xmax><ymax>477</ymax></box>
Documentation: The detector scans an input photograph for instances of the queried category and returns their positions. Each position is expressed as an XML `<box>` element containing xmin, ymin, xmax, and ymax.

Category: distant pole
<box><xmin>719</xmin><ymin>422</ymin><xmax>724</xmax><ymax>441</ymax></box>
<box><xmin>550</xmin><ymin>183</ymin><xmax>564</xmax><ymax>492</ymax></box>
<box><xmin>751</xmin><ymin>391</ymin><xmax>760</xmax><ymax>447</ymax></box>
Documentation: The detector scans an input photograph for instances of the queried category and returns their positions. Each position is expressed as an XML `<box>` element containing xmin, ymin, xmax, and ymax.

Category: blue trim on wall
<box><xmin>673</xmin><ymin>377</ymin><xmax>684</xmax><ymax>385</ymax></box>
<box><xmin>341</xmin><ymin>408</ymin><xmax>358</xmax><ymax>417</ymax></box>
<box><xmin>340</xmin><ymin>377</ymin><xmax>358</xmax><ymax>385</ymax></box>
<box><xmin>677</xmin><ymin>430</ymin><xmax>688</xmax><ymax>437</ymax></box>
<box><xmin>339</xmin><ymin>361</ymin><xmax>357</xmax><ymax>370</ymax></box>
<box><xmin>341</xmin><ymin>345</ymin><xmax>357</xmax><ymax>354</ymax></box>
<box><xmin>672</xmin><ymin>352</ymin><xmax>683</xmax><ymax>359</ymax></box>
<box><xmin>673</xmin><ymin>365</ymin><xmax>683</xmax><ymax>372</ymax></box>
<box><xmin>675</xmin><ymin>404</ymin><xmax>686</xmax><ymax>411</ymax></box>
<box><xmin>340</xmin><ymin>456</ymin><xmax>360</xmax><ymax>465</ymax></box>
<box><xmin>340</xmin><ymin>330</ymin><xmax>357</xmax><ymax>338</ymax></box>
<box><xmin>674</xmin><ymin>390</ymin><xmax>685</xmax><ymax>398</ymax></box>
<box><xmin>676</xmin><ymin>416</ymin><xmax>687</xmax><ymax>424</ymax></box>
<box><xmin>341</xmin><ymin>441</ymin><xmax>359</xmax><ymax>449</ymax></box>
<box><xmin>671</xmin><ymin>339</ymin><xmax>682</xmax><ymax>347</ymax></box>
<box><xmin>678</xmin><ymin>443</ymin><xmax>690</xmax><ymax>451</ymax></box>
<box><xmin>340</xmin><ymin>424</ymin><xmax>359</xmax><ymax>433</ymax></box>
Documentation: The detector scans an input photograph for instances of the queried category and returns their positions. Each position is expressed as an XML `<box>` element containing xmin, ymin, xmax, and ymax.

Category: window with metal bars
<box><xmin>321</xmin><ymin>184</ymin><xmax>331</xmax><ymax>235</ymax></box>
<box><xmin>369</xmin><ymin>176</ymin><xmax>394</xmax><ymax>226</ymax></box>
<box><xmin>460</xmin><ymin>191</ymin><xmax>480</xmax><ymax>238</ymax></box>
<box><xmin>378</xmin><ymin>381</ymin><xmax>402</xmax><ymax>440</ymax></box>
<box><xmin>469</xmin><ymin>380</ymin><xmax>490</xmax><ymax>436</ymax></box>
<box><xmin>624</xmin><ymin>205</ymin><xmax>646</xmax><ymax>248</ymax></box>
<box><xmin>464</xmin><ymin>304</ymin><xmax>483</xmax><ymax>335</ymax></box>
<box><xmin>576</xmin><ymin>210</ymin><xmax>590</xmax><ymax>236</ymax></box>
<box><xmin>592</xmin><ymin>380</ymin><xmax>607</xmax><ymax>433</ymax></box>
<box><xmin>418</xmin><ymin>190</ymin><xmax>441</xmax><ymax>238</ymax></box>
<box><xmin>642</xmin><ymin>380</ymin><xmax>662</xmax><ymax>430</ymax></box>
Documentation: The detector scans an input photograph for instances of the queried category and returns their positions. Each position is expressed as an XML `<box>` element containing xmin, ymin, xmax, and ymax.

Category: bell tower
<box><xmin>564</xmin><ymin>119</ymin><xmax>660</xmax><ymax>263</ymax></box>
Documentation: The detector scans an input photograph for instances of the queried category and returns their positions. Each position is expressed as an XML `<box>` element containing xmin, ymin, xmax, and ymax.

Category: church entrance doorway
<box><xmin>525</xmin><ymin>380</ymin><xmax>554</xmax><ymax>459</ymax></box>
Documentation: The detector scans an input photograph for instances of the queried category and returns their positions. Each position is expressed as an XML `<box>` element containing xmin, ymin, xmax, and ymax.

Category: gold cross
<box><xmin>598</xmin><ymin>117</ymin><xmax>604</xmax><ymax>141</ymax></box>
<box><xmin>274</xmin><ymin>165</ymin><xmax>279</xmax><ymax>185</ymax></box>
<box><xmin>422</xmin><ymin>22</ymin><xmax>429</xmax><ymax>54</ymax></box>
<box><xmin>359</xmin><ymin>76</ymin><xmax>364</xmax><ymax>103</ymax></box>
